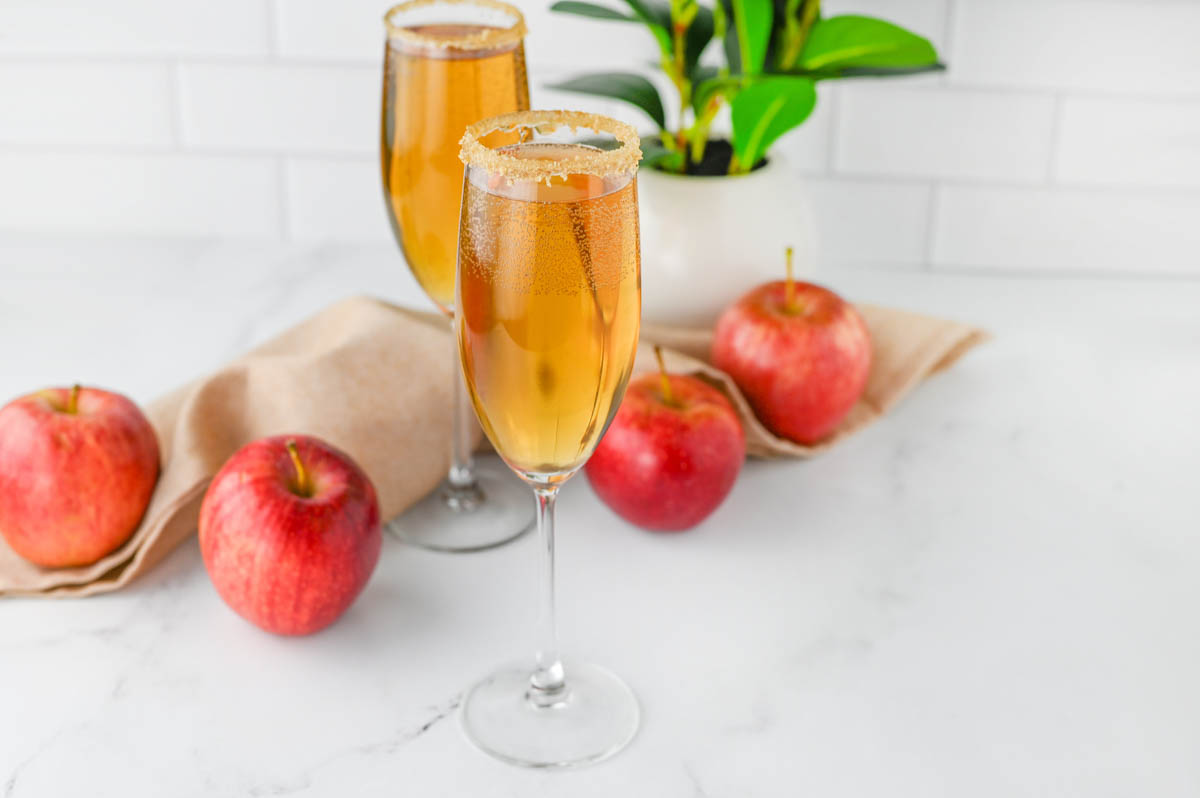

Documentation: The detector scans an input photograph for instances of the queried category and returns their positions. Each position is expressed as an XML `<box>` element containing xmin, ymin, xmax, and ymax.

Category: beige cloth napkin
<box><xmin>0</xmin><ymin>296</ymin><xmax>985</xmax><ymax>598</ymax></box>
<box><xmin>640</xmin><ymin>304</ymin><xmax>988</xmax><ymax>458</ymax></box>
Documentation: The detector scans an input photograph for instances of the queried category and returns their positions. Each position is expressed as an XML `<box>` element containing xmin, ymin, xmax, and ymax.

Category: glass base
<box><xmin>461</xmin><ymin>659</ymin><xmax>640</xmax><ymax>769</ymax></box>
<box><xmin>385</xmin><ymin>455</ymin><xmax>534</xmax><ymax>552</ymax></box>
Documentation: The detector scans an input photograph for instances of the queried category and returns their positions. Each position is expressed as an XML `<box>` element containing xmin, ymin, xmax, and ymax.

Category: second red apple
<box><xmin>199</xmin><ymin>435</ymin><xmax>382</xmax><ymax>636</ymax></box>
<box><xmin>713</xmin><ymin>249</ymin><xmax>871</xmax><ymax>445</ymax></box>
<box><xmin>586</xmin><ymin>350</ymin><xmax>745</xmax><ymax>532</ymax></box>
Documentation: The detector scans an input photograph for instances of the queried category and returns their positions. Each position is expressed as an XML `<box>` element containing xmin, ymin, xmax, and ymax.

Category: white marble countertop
<box><xmin>1</xmin><ymin>237</ymin><xmax>1197</xmax><ymax>797</ymax></box>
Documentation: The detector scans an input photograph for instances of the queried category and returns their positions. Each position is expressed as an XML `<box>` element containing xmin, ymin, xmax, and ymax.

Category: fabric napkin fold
<box><xmin>0</xmin><ymin>296</ymin><xmax>985</xmax><ymax>598</ymax></box>
<box><xmin>640</xmin><ymin>305</ymin><xmax>987</xmax><ymax>457</ymax></box>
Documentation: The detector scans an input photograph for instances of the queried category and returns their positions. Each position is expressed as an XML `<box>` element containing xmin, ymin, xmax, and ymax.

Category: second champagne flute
<box><xmin>380</xmin><ymin>0</ymin><xmax>534</xmax><ymax>550</ymax></box>
<box><xmin>456</xmin><ymin>110</ymin><xmax>644</xmax><ymax>768</ymax></box>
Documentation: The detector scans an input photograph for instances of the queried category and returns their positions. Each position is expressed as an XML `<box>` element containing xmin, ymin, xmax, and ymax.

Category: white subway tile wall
<box><xmin>275</xmin><ymin>0</ymin><xmax>388</xmax><ymax>61</ymax></box>
<box><xmin>807</xmin><ymin>178</ymin><xmax>932</xmax><ymax>267</ymax></box>
<box><xmin>286</xmin><ymin>158</ymin><xmax>390</xmax><ymax>241</ymax></box>
<box><xmin>950</xmin><ymin>1</ymin><xmax>1200</xmax><ymax>96</ymax></box>
<box><xmin>0</xmin><ymin>0</ymin><xmax>1196</xmax><ymax>277</ymax></box>
<box><xmin>1055</xmin><ymin>98</ymin><xmax>1200</xmax><ymax>190</ymax></box>
<box><xmin>834</xmin><ymin>86</ymin><xmax>1057</xmax><ymax>182</ymax></box>
<box><xmin>932</xmin><ymin>186</ymin><xmax>1200</xmax><ymax>275</ymax></box>
<box><xmin>0</xmin><ymin>64</ymin><xmax>174</xmax><ymax>148</ymax></box>
<box><xmin>0</xmin><ymin>152</ymin><xmax>281</xmax><ymax>236</ymax></box>
<box><xmin>178</xmin><ymin>64</ymin><xmax>378</xmax><ymax>153</ymax></box>
<box><xmin>0</xmin><ymin>0</ymin><xmax>271</xmax><ymax>57</ymax></box>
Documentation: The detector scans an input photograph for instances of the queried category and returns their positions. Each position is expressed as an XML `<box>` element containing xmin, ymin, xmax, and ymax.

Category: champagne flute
<box><xmin>456</xmin><ymin>110</ymin><xmax>643</xmax><ymax>768</ymax></box>
<box><xmin>379</xmin><ymin>0</ymin><xmax>534</xmax><ymax>551</ymax></box>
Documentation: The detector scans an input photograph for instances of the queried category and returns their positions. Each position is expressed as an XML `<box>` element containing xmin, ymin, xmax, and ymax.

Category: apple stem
<box><xmin>654</xmin><ymin>345</ymin><xmax>675</xmax><ymax>406</ymax></box>
<box><xmin>285</xmin><ymin>439</ymin><xmax>312</xmax><ymax>498</ymax></box>
<box><xmin>784</xmin><ymin>246</ymin><xmax>796</xmax><ymax>313</ymax></box>
<box><xmin>67</xmin><ymin>384</ymin><xmax>81</xmax><ymax>415</ymax></box>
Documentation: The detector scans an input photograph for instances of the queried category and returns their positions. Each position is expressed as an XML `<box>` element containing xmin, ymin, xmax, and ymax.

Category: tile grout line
<box><xmin>926</xmin><ymin>263</ymin><xmax>1200</xmax><ymax>283</ymax></box>
<box><xmin>0</xmin><ymin>143</ymin><xmax>376</xmax><ymax>161</ymax></box>
<box><xmin>0</xmin><ymin>54</ymin><xmax>382</xmax><ymax>71</ymax></box>
<box><xmin>1045</xmin><ymin>92</ymin><xmax>1066</xmax><ymax>185</ymax></box>
<box><xmin>266</xmin><ymin>0</ymin><xmax>283</xmax><ymax>60</ymax></box>
<box><xmin>1</xmin><ymin>53</ymin><xmax>1199</xmax><ymax>103</ymax></box>
<box><xmin>825</xmin><ymin>87</ymin><xmax>842</xmax><ymax>175</ymax></box>
<box><xmin>922</xmin><ymin>183</ymin><xmax>941</xmax><ymax>271</ymax></box>
<box><xmin>168</xmin><ymin>59</ymin><xmax>186</xmax><ymax>151</ymax></box>
<box><xmin>2</xmin><ymin>140</ymin><xmax>1197</xmax><ymax>199</ymax></box>
<box><xmin>277</xmin><ymin>157</ymin><xmax>292</xmax><ymax>241</ymax></box>
<box><xmin>800</xmin><ymin>170</ymin><xmax>1200</xmax><ymax>197</ymax></box>
<box><xmin>942</xmin><ymin>0</ymin><xmax>958</xmax><ymax>69</ymax></box>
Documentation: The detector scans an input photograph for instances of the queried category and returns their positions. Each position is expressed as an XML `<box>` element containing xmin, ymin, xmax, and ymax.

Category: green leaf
<box><xmin>549</xmin><ymin>1</ymin><xmax>637</xmax><ymax>22</ymax></box>
<box><xmin>691</xmin><ymin>74</ymin><xmax>742</xmax><ymax>114</ymax></box>
<box><xmin>799</xmin><ymin>15</ymin><xmax>938</xmax><ymax>72</ymax></box>
<box><xmin>803</xmin><ymin>62</ymin><xmax>946</xmax><ymax>79</ymax></box>
<box><xmin>691</xmin><ymin>64</ymin><xmax>721</xmax><ymax>84</ymax></box>
<box><xmin>684</xmin><ymin>5</ymin><xmax>715</xmax><ymax>77</ymax></box>
<box><xmin>725</xmin><ymin>0</ymin><xmax>773</xmax><ymax>75</ymax></box>
<box><xmin>551</xmin><ymin>0</ymin><xmax>671</xmax><ymax>54</ymax></box>
<box><xmin>730</xmin><ymin>76</ymin><xmax>816</xmax><ymax>168</ymax></box>
<box><xmin>637</xmin><ymin>0</ymin><xmax>674</xmax><ymax>27</ymax></box>
<box><xmin>641</xmin><ymin>138</ymin><xmax>685</xmax><ymax>171</ymax></box>
<box><xmin>545</xmin><ymin>72</ymin><xmax>667</xmax><ymax>129</ymax></box>
<box><xmin>620</xmin><ymin>0</ymin><xmax>673</xmax><ymax>52</ymax></box>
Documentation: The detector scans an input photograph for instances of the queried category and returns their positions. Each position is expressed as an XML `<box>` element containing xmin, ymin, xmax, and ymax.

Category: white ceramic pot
<box><xmin>636</xmin><ymin>153</ymin><xmax>818</xmax><ymax>327</ymax></box>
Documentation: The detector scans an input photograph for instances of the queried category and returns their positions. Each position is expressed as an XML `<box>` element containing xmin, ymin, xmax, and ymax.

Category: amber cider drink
<box><xmin>381</xmin><ymin>24</ymin><xmax>529</xmax><ymax>312</ymax></box>
<box><xmin>457</xmin><ymin>144</ymin><xmax>642</xmax><ymax>479</ymax></box>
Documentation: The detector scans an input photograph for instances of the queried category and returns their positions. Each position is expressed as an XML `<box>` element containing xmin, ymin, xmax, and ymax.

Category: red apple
<box><xmin>586</xmin><ymin>350</ymin><xmax>745</xmax><ymax>531</ymax></box>
<box><xmin>712</xmin><ymin>249</ymin><xmax>871</xmax><ymax>445</ymax></box>
<box><xmin>0</xmin><ymin>385</ymin><xmax>160</xmax><ymax>568</ymax></box>
<box><xmin>199</xmin><ymin>435</ymin><xmax>382</xmax><ymax>636</ymax></box>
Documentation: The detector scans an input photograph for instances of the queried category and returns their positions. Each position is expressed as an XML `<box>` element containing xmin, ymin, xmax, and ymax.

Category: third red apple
<box><xmin>712</xmin><ymin>251</ymin><xmax>871</xmax><ymax>445</ymax></box>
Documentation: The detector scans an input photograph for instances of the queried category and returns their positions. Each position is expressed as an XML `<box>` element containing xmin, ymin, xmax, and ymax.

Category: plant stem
<box><xmin>688</xmin><ymin>128</ymin><xmax>706</xmax><ymax>165</ymax></box>
<box><xmin>688</xmin><ymin>94</ymin><xmax>724</xmax><ymax>165</ymax></box>
<box><xmin>285</xmin><ymin>439</ymin><xmax>311</xmax><ymax>497</ymax></box>
<box><xmin>654</xmin><ymin>345</ymin><xmax>675</xmax><ymax>405</ymax></box>
<box><xmin>67</xmin><ymin>384</ymin><xmax>80</xmax><ymax>414</ymax></box>
<box><xmin>784</xmin><ymin>246</ymin><xmax>796</xmax><ymax>311</ymax></box>
<box><xmin>669</xmin><ymin>24</ymin><xmax>692</xmax><ymax>166</ymax></box>
<box><xmin>528</xmin><ymin>485</ymin><xmax>566</xmax><ymax>707</ymax></box>
<box><xmin>779</xmin><ymin>0</ymin><xmax>821</xmax><ymax>70</ymax></box>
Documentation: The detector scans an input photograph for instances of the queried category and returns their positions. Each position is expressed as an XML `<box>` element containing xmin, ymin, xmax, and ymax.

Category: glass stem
<box><xmin>448</xmin><ymin>318</ymin><xmax>476</xmax><ymax>489</ymax></box>
<box><xmin>529</xmin><ymin>485</ymin><xmax>566</xmax><ymax>707</ymax></box>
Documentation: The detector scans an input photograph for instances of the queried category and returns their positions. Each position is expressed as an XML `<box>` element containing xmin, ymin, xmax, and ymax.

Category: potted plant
<box><xmin>549</xmin><ymin>0</ymin><xmax>943</xmax><ymax>324</ymax></box>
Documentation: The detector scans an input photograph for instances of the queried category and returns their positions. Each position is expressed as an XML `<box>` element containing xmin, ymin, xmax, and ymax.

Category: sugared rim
<box><xmin>459</xmin><ymin>110</ymin><xmax>642</xmax><ymax>182</ymax></box>
<box><xmin>383</xmin><ymin>0</ymin><xmax>526</xmax><ymax>50</ymax></box>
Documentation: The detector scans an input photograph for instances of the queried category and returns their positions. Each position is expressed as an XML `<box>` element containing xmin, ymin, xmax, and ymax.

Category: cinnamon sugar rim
<box><xmin>383</xmin><ymin>0</ymin><xmax>526</xmax><ymax>50</ymax></box>
<box><xmin>460</xmin><ymin>110</ymin><xmax>642</xmax><ymax>182</ymax></box>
